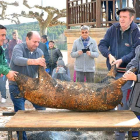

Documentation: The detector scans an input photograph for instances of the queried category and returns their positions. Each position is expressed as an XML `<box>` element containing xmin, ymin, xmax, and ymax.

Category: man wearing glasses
<box><xmin>71</xmin><ymin>25</ymin><xmax>99</xmax><ymax>83</ymax></box>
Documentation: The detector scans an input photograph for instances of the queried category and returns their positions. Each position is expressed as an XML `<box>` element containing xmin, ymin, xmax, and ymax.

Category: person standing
<box><xmin>102</xmin><ymin>1</ymin><xmax>113</xmax><ymax>22</ymax></box>
<box><xmin>8</xmin><ymin>30</ymin><xmax>22</xmax><ymax>62</ymax></box>
<box><xmin>71</xmin><ymin>25</ymin><xmax>99</xmax><ymax>83</ymax></box>
<box><xmin>116</xmin><ymin>0</ymin><xmax>127</xmax><ymax>9</ymax></box>
<box><xmin>0</xmin><ymin>45</ymin><xmax>8</xmax><ymax>103</ymax></box>
<box><xmin>9</xmin><ymin>31</ymin><xmax>46</xmax><ymax>140</ymax></box>
<box><xmin>98</xmin><ymin>7</ymin><xmax>140</xmax><ymax>140</ymax></box>
<box><xmin>38</xmin><ymin>42</ymin><xmax>50</xmax><ymax>68</ymax></box>
<box><xmin>0</xmin><ymin>24</ymin><xmax>17</xmax><ymax>81</ymax></box>
<box><xmin>0</xmin><ymin>37</ymin><xmax>10</xmax><ymax>103</ymax></box>
<box><xmin>48</xmin><ymin>41</ymin><xmax>63</xmax><ymax>75</ymax></box>
<box><xmin>123</xmin><ymin>45</ymin><xmax>140</xmax><ymax>139</ymax></box>
<box><xmin>134</xmin><ymin>0</ymin><xmax>140</xmax><ymax>20</ymax></box>
<box><xmin>41</xmin><ymin>35</ymin><xmax>49</xmax><ymax>49</ymax></box>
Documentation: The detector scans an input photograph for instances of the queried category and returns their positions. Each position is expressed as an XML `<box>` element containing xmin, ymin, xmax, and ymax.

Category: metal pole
<box><xmin>41</xmin><ymin>0</ymin><xmax>43</xmax><ymax>13</ymax></box>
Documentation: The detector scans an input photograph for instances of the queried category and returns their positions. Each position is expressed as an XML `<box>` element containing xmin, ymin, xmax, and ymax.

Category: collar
<box><xmin>120</xmin><ymin>26</ymin><xmax>130</xmax><ymax>32</ymax></box>
<box><xmin>81</xmin><ymin>36</ymin><xmax>90</xmax><ymax>41</ymax></box>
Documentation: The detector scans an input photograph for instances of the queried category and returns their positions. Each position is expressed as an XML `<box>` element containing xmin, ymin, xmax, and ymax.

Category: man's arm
<box><xmin>27</xmin><ymin>58</ymin><xmax>46</xmax><ymax>67</ymax></box>
<box><xmin>0</xmin><ymin>52</ymin><xmax>17</xmax><ymax>81</ymax></box>
<box><xmin>71</xmin><ymin>40</ymin><xmax>83</xmax><ymax>58</ymax></box>
<box><xmin>87</xmin><ymin>40</ymin><xmax>99</xmax><ymax>58</ymax></box>
<box><xmin>12</xmin><ymin>44</ymin><xmax>46</xmax><ymax>67</ymax></box>
<box><xmin>98</xmin><ymin>28</ymin><xmax>112</xmax><ymax>58</ymax></box>
<box><xmin>57</xmin><ymin>48</ymin><xmax>63</xmax><ymax>58</ymax></box>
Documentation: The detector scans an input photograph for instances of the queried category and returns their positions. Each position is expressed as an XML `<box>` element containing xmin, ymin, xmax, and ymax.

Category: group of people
<box><xmin>71</xmin><ymin>7</ymin><xmax>140</xmax><ymax>140</ymax></box>
<box><xmin>0</xmin><ymin>30</ymin><xmax>22</xmax><ymax>103</ymax></box>
<box><xmin>0</xmin><ymin>25</ymin><xmax>70</xmax><ymax>139</ymax></box>
<box><xmin>0</xmin><ymin>5</ymin><xmax>140</xmax><ymax>140</ymax></box>
<box><xmin>102</xmin><ymin>0</ymin><xmax>140</xmax><ymax>22</ymax></box>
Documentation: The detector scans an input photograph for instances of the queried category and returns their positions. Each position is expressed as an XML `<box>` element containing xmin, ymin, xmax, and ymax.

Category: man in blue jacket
<box><xmin>98</xmin><ymin>7</ymin><xmax>140</xmax><ymax>140</ymax></box>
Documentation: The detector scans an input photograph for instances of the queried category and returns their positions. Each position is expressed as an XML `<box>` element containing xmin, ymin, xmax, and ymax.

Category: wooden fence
<box><xmin>66</xmin><ymin>0</ymin><xmax>139</xmax><ymax>28</ymax></box>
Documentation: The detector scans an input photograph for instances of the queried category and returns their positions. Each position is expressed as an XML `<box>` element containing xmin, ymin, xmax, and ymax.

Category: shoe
<box><xmin>1</xmin><ymin>98</ymin><xmax>6</xmax><ymax>103</ymax></box>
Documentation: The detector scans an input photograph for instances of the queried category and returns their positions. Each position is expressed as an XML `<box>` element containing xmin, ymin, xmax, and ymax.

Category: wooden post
<box><xmin>66</xmin><ymin>0</ymin><xmax>70</xmax><ymax>29</ymax></box>
<box><xmin>96</xmin><ymin>0</ymin><xmax>101</xmax><ymax>27</ymax></box>
<box><xmin>8</xmin><ymin>131</ymin><xmax>12</xmax><ymax>140</ymax></box>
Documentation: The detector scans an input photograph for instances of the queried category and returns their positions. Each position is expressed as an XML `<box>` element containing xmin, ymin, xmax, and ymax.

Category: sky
<box><xmin>0</xmin><ymin>0</ymin><xmax>66</xmax><ymax>25</ymax></box>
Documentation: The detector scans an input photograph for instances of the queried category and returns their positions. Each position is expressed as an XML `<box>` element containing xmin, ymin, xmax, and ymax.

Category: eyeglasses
<box><xmin>81</xmin><ymin>31</ymin><xmax>88</xmax><ymax>34</ymax></box>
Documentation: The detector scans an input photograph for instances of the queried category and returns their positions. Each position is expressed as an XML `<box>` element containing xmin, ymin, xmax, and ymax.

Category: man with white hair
<box><xmin>9</xmin><ymin>31</ymin><xmax>46</xmax><ymax>140</ymax></box>
<box><xmin>71</xmin><ymin>25</ymin><xmax>99</xmax><ymax>83</ymax></box>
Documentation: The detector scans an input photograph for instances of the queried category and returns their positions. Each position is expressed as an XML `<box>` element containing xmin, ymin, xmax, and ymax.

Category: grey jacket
<box><xmin>126</xmin><ymin>45</ymin><xmax>140</xmax><ymax>113</ymax></box>
<box><xmin>71</xmin><ymin>36</ymin><xmax>99</xmax><ymax>72</ymax></box>
<box><xmin>9</xmin><ymin>42</ymin><xmax>44</xmax><ymax>85</ymax></box>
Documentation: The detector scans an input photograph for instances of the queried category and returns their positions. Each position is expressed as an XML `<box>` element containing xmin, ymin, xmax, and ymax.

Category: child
<box><xmin>52</xmin><ymin>57</ymin><xmax>71</xmax><ymax>81</ymax></box>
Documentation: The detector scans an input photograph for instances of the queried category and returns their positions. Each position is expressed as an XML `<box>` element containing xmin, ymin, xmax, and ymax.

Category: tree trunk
<box><xmin>39</xmin><ymin>23</ymin><xmax>47</xmax><ymax>36</ymax></box>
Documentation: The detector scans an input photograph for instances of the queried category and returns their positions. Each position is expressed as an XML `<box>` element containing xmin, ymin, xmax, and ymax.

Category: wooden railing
<box><xmin>66</xmin><ymin>0</ymin><xmax>140</xmax><ymax>29</ymax></box>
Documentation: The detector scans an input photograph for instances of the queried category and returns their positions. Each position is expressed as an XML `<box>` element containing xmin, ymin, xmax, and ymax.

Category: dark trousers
<box><xmin>102</xmin><ymin>1</ymin><xmax>113</xmax><ymax>21</ymax></box>
<box><xmin>48</xmin><ymin>63</ymin><xmax>57</xmax><ymax>76</ymax></box>
<box><xmin>76</xmin><ymin>71</ymin><xmax>94</xmax><ymax>83</ymax></box>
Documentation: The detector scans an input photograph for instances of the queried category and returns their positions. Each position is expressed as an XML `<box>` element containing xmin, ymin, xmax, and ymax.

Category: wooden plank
<box><xmin>5</xmin><ymin>110</ymin><xmax>140</xmax><ymax>129</ymax></box>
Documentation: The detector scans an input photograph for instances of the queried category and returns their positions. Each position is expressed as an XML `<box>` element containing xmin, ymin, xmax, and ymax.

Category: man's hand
<box><xmin>36</xmin><ymin>58</ymin><xmax>46</xmax><ymax>67</ymax></box>
<box><xmin>86</xmin><ymin>51</ymin><xmax>91</xmax><ymax>56</ymax></box>
<box><xmin>6</xmin><ymin>71</ymin><xmax>18</xmax><ymax>81</ymax></box>
<box><xmin>108</xmin><ymin>54</ymin><xmax>116</xmax><ymax>65</ymax></box>
<box><xmin>123</xmin><ymin>71</ymin><xmax>137</xmax><ymax>81</ymax></box>
<box><xmin>112</xmin><ymin>59</ymin><xmax>122</xmax><ymax>68</ymax></box>
<box><xmin>78</xmin><ymin>50</ymin><xmax>83</xmax><ymax>55</ymax></box>
<box><xmin>27</xmin><ymin>58</ymin><xmax>46</xmax><ymax>68</ymax></box>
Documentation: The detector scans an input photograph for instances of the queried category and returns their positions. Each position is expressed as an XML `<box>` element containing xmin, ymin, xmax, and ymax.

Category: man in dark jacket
<box><xmin>48</xmin><ymin>40</ymin><xmax>63</xmax><ymax>75</ymax></box>
<box><xmin>0</xmin><ymin>24</ymin><xmax>17</xmax><ymax>81</ymax></box>
<box><xmin>98</xmin><ymin>7</ymin><xmax>140</xmax><ymax>140</ymax></box>
<box><xmin>38</xmin><ymin>42</ymin><xmax>49</xmax><ymax>66</ymax></box>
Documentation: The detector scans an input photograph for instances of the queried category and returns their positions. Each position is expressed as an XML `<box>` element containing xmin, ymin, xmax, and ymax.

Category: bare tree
<box><xmin>0</xmin><ymin>0</ymin><xmax>66</xmax><ymax>35</ymax></box>
<box><xmin>0</xmin><ymin>1</ymin><xmax>19</xmax><ymax>24</ymax></box>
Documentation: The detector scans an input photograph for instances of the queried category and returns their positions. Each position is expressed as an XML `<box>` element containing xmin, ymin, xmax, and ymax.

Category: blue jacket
<box><xmin>98</xmin><ymin>21</ymin><xmax>140</xmax><ymax>70</ymax></box>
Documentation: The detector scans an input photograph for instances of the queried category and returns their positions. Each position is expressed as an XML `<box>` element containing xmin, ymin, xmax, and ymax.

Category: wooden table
<box><xmin>4</xmin><ymin>110</ymin><xmax>140</xmax><ymax>140</ymax></box>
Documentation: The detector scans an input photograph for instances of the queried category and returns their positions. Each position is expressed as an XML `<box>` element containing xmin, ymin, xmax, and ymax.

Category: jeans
<box><xmin>0</xmin><ymin>76</ymin><xmax>7</xmax><ymax>99</ymax></box>
<box><xmin>9</xmin><ymin>85</ymin><xmax>46</xmax><ymax>140</ymax></box>
<box><xmin>115</xmin><ymin>72</ymin><xmax>133</xmax><ymax>140</ymax></box>
<box><xmin>102</xmin><ymin>1</ymin><xmax>113</xmax><ymax>21</ymax></box>
<box><xmin>116</xmin><ymin>0</ymin><xmax>126</xmax><ymax>9</ymax></box>
<box><xmin>132</xmin><ymin>112</ymin><xmax>140</xmax><ymax>137</ymax></box>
